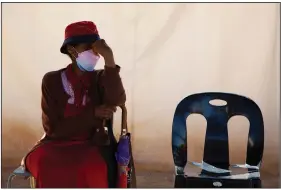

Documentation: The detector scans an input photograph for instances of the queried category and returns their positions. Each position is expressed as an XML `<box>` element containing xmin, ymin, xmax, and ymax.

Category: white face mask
<box><xmin>75</xmin><ymin>49</ymin><xmax>100</xmax><ymax>72</ymax></box>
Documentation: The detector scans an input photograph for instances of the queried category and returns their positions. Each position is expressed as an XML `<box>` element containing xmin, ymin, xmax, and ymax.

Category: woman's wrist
<box><xmin>104</xmin><ymin>54</ymin><xmax>116</xmax><ymax>68</ymax></box>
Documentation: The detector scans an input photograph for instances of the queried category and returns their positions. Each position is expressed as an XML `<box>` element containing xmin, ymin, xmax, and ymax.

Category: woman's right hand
<box><xmin>94</xmin><ymin>105</ymin><xmax>117</xmax><ymax>119</ymax></box>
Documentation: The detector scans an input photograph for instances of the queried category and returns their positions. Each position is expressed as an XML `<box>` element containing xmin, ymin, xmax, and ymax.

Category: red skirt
<box><xmin>26</xmin><ymin>141</ymin><xmax>108</xmax><ymax>188</ymax></box>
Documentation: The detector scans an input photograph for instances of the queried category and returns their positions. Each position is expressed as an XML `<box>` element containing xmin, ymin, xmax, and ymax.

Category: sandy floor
<box><xmin>1</xmin><ymin>164</ymin><xmax>279</xmax><ymax>188</ymax></box>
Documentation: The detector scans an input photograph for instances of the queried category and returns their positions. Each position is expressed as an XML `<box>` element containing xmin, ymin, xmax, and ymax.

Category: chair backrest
<box><xmin>172</xmin><ymin>92</ymin><xmax>264</xmax><ymax>171</ymax></box>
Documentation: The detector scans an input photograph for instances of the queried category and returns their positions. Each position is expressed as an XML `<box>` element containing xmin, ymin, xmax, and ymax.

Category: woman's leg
<box><xmin>26</xmin><ymin>143</ymin><xmax>81</xmax><ymax>187</ymax></box>
<box><xmin>79</xmin><ymin>145</ymin><xmax>108</xmax><ymax>188</ymax></box>
<box><xmin>26</xmin><ymin>142</ymin><xmax>108</xmax><ymax>188</ymax></box>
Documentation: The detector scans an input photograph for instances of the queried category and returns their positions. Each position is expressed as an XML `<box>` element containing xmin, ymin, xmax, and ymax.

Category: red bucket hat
<box><xmin>60</xmin><ymin>21</ymin><xmax>100</xmax><ymax>54</ymax></box>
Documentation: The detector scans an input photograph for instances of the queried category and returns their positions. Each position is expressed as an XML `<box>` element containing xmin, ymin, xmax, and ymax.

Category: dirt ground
<box><xmin>1</xmin><ymin>164</ymin><xmax>279</xmax><ymax>188</ymax></box>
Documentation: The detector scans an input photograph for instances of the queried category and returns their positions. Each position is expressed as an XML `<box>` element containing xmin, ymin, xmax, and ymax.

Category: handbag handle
<box><xmin>102</xmin><ymin>104</ymin><xmax>128</xmax><ymax>136</ymax></box>
<box><xmin>119</xmin><ymin>104</ymin><xmax>128</xmax><ymax>136</ymax></box>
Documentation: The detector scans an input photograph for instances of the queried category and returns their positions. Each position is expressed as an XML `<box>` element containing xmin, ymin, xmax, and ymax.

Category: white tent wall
<box><xmin>2</xmin><ymin>3</ymin><xmax>280</xmax><ymax>176</ymax></box>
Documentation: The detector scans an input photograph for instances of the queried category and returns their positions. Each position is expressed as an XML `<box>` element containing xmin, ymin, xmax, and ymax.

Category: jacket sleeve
<box><xmin>98</xmin><ymin>65</ymin><xmax>126</xmax><ymax>106</ymax></box>
<box><xmin>41</xmin><ymin>72</ymin><xmax>95</xmax><ymax>139</ymax></box>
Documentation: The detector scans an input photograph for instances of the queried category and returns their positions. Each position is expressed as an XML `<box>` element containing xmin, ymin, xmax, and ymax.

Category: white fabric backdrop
<box><xmin>2</xmin><ymin>3</ymin><xmax>280</xmax><ymax>175</ymax></box>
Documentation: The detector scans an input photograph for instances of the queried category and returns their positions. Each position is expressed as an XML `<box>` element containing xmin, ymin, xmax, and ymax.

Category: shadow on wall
<box><xmin>2</xmin><ymin>118</ymin><xmax>43</xmax><ymax>166</ymax></box>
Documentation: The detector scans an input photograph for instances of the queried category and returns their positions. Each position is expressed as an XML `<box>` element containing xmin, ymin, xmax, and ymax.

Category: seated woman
<box><xmin>24</xmin><ymin>21</ymin><xmax>126</xmax><ymax>188</ymax></box>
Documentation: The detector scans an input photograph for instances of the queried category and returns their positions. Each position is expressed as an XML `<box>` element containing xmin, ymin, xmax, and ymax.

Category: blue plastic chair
<box><xmin>172</xmin><ymin>92</ymin><xmax>264</xmax><ymax>188</ymax></box>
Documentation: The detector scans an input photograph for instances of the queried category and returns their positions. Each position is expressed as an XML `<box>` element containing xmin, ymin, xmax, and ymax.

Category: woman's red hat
<box><xmin>60</xmin><ymin>21</ymin><xmax>100</xmax><ymax>54</ymax></box>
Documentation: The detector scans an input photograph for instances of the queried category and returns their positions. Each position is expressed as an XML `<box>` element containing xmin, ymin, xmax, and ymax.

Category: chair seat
<box><xmin>174</xmin><ymin>162</ymin><xmax>261</xmax><ymax>188</ymax></box>
<box><xmin>177</xmin><ymin>175</ymin><xmax>261</xmax><ymax>188</ymax></box>
<box><xmin>184</xmin><ymin>161</ymin><xmax>260</xmax><ymax>180</ymax></box>
<box><xmin>12</xmin><ymin>166</ymin><xmax>31</xmax><ymax>177</ymax></box>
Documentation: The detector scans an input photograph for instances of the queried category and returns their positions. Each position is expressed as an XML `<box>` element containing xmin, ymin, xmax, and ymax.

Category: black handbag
<box><xmin>99</xmin><ymin>105</ymin><xmax>137</xmax><ymax>188</ymax></box>
<box><xmin>119</xmin><ymin>105</ymin><xmax>137</xmax><ymax>188</ymax></box>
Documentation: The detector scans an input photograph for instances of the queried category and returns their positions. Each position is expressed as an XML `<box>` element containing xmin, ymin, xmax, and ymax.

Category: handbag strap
<box><xmin>119</xmin><ymin>105</ymin><xmax>128</xmax><ymax>135</ymax></box>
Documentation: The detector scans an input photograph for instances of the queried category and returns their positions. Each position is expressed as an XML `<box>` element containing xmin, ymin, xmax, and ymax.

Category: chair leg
<box><xmin>29</xmin><ymin>177</ymin><xmax>36</xmax><ymax>188</ymax></box>
<box><xmin>7</xmin><ymin>174</ymin><xmax>16</xmax><ymax>188</ymax></box>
